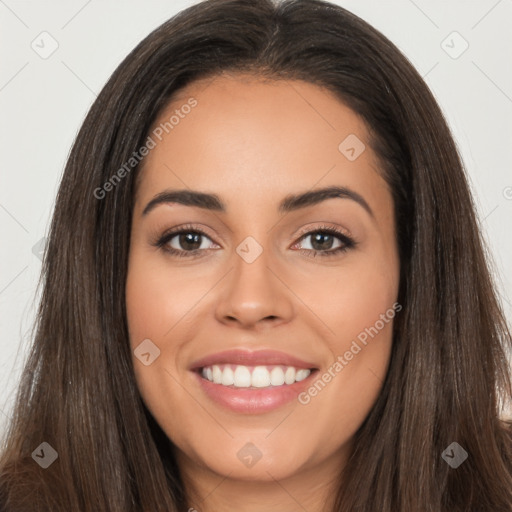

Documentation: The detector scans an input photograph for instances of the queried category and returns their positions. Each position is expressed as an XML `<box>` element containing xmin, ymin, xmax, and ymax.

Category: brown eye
<box><xmin>170</xmin><ymin>232</ymin><xmax>205</xmax><ymax>251</ymax></box>
<box><xmin>154</xmin><ymin>224</ymin><xmax>219</xmax><ymax>258</ymax></box>
<box><xmin>299</xmin><ymin>232</ymin><xmax>340</xmax><ymax>251</ymax></box>
<box><xmin>293</xmin><ymin>227</ymin><xmax>356</xmax><ymax>259</ymax></box>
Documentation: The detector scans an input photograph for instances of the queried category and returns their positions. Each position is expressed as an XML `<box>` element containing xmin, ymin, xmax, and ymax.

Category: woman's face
<box><xmin>126</xmin><ymin>73</ymin><xmax>400</xmax><ymax>487</ymax></box>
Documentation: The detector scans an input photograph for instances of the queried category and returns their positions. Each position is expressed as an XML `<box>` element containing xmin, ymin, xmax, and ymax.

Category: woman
<box><xmin>1</xmin><ymin>0</ymin><xmax>511</xmax><ymax>510</ymax></box>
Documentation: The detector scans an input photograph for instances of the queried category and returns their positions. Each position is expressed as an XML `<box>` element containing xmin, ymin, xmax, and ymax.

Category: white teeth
<box><xmin>284</xmin><ymin>366</ymin><xmax>296</xmax><ymax>384</ymax></box>
<box><xmin>221</xmin><ymin>366</ymin><xmax>234</xmax><ymax>386</ymax></box>
<box><xmin>233</xmin><ymin>365</ymin><xmax>251</xmax><ymax>387</ymax></box>
<box><xmin>270</xmin><ymin>367</ymin><xmax>285</xmax><ymax>386</ymax></box>
<box><xmin>295</xmin><ymin>369</ymin><xmax>310</xmax><ymax>382</ymax></box>
<box><xmin>212</xmin><ymin>365</ymin><xmax>222</xmax><ymax>384</ymax></box>
<box><xmin>201</xmin><ymin>364</ymin><xmax>312</xmax><ymax>388</ymax></box>
<box><xmin>251</xmin><ymin>366</ymin><xmax>271</xmax><ymax>387</ymax></box>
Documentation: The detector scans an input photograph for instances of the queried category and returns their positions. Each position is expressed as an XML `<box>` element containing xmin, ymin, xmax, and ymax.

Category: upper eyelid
<box><xmin>161</xmin><ymin>224</ymin><xmax>219</xmax><ymax>245</ymax></box>
<box><xmin>294</xmin><ymin>223</ymin><xmax>352</xmax><ymax>240</ymax></box>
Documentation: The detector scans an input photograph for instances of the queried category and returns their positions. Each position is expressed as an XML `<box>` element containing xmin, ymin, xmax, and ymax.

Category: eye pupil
<box><xmin>311</xmin><ymin>232</ymin><xmax>334</xmax><ymax>251</ymax></box>
<box><xmin>180</xmin><ymin>232</ymin><xmax>201</xmax><ymax>250</ymax></box>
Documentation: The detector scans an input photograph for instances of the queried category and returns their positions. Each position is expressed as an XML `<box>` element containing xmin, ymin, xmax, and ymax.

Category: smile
<box><xmin>200</xmin><ymin>364</ymin><xmax>312</xmax><ymax>388</ymax></box>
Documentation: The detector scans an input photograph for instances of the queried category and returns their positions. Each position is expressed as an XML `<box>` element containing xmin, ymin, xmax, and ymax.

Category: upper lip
<box><xmin>189</xmin><ymin>349</ymin><xmax>318</xmax><ymax>371</ymax></box>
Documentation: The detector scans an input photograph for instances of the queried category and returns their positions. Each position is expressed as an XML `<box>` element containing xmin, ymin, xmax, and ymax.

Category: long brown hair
<box><xmin>1</xmin><ymin>0</ymin><xmax>511</xmax><ymax>510</ymax></box>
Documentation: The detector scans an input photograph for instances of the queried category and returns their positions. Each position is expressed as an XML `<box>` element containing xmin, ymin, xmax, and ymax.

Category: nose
<box><xmin>214</xmin><ymin>245</ymin><xmax>294</xmax><ymax>329</ymax></box>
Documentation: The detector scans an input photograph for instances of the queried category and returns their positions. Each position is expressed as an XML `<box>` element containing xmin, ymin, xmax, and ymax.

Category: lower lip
<box><xmin>193</xmin><ymin>370</ymin><xmax>317</xmax><ymax>414</ymax></box>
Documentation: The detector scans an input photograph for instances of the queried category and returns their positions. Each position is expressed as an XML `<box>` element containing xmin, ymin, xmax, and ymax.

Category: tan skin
<box><xmin>126</xmin><ymin>73</ymin><xmax>400</xmax><ymax>512</ymax></box>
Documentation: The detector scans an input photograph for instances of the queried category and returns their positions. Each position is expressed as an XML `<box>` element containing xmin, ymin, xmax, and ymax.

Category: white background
<box><xmin>1</xmin><ymin>0</ymin><xmax>511</xmax><ymax>432</ymax></box>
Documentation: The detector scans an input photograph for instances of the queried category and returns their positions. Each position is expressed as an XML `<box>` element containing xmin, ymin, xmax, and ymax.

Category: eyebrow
<box><xmin>141</xmin><ymin>185</ymin><xmax>374</xmax><ymax>218</ymax></box>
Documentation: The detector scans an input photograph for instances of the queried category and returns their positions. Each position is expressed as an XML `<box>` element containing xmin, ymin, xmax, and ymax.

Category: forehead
<box><xmin>135</xmin><ymin>73</ymin><xmax>387</xmax><ymax>214</ymax></box>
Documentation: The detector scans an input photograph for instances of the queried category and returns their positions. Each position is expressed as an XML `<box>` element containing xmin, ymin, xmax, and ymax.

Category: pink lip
<box><xmin>189</xmin><ymin>349</ymin><xmax>319</xmax><ymax>414</ymax></box>
<box><xmin>189</xmin><ymin>349</ymin><xmax>317</xmax><ymax>371</ymax></box>
<box><xmin>192</xmin><ymin>370</ymin><xmax>317</xmax><ymax>414</ymax></box>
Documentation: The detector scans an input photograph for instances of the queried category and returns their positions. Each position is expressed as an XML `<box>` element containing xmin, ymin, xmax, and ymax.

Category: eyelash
<box><xmin>154</xmin><ymin>223</ymin><xmax>357</xmax><ymax>259</ymax></box>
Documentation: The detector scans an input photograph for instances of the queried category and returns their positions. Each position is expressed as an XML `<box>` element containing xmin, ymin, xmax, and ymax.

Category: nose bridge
<box><xmin>214</xmin><ymin>231</ymin><xmax>293</xmax><ymax>326</ymax></box>
<box><xmin>234</xmin><ymin>234</ymin><xmax>273</xmax><ymax>287</ymax></box>
<box><xmin>231</xmin><ymin>233</ymin><xmax>277</xmax><ymax>304</ymax></box>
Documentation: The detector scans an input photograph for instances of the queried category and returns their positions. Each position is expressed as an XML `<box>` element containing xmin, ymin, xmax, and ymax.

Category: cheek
<box><xmin>125</xmin><ymin>253</ymin><xmax>205</xmax><ymax>346</ymax></box>
<box><xmin>295</xmin><ymin>243</ymin><xmax>398</xmax><ymax>347</ymax></box>
<box><xmin>325</xmin><ymin>268</ymin><xmax>397</xmax><ymax>341</ymax></box>
<box><xmin>295</xmin><ymin>250</ymin><xmax>398</xmax><ymax>429</ymax></box>
<box><xmin>124</xmin><ymin>250</ymin><xmax>213</xmax><ymax>420</ymax></box>
<box><xmin>125</xmin><ymin>253</ymin><xmax>200</xmax><ymax>444</ymax></box>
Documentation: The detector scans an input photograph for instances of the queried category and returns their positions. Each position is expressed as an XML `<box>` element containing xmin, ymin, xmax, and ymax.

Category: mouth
<box><xmin>197</xmin><ymin>364</ymin><xmax>314</xmax><ymax>389</ymax></box>
<box><xmin>189</xmin><ymin>349</ymin><xmax>319</xmax><ymax>413</ymax></box>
